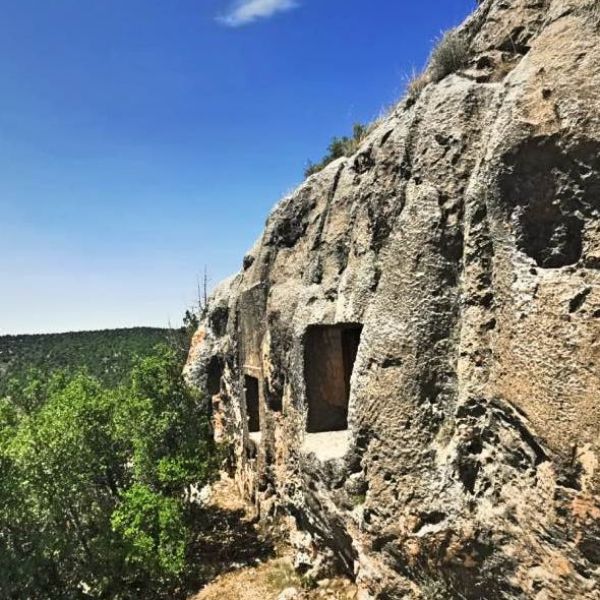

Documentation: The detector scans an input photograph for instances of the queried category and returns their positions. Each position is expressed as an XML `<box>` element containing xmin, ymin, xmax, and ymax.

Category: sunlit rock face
<box><xmin>185</xmin><ymin>1</ymin><xmax>600</xmax><ymax>596</ymax></box>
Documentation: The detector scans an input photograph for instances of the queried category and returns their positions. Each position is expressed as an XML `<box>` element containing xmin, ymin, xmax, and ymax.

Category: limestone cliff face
<box><xmin>185</xmin><ymin>1</ymin><xmax>600</xmax><ymax>597</ymax></box>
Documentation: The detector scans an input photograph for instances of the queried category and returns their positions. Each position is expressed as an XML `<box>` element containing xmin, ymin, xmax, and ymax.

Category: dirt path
<box><xmin>188</xmin><ymin>475</ymin><xmax>357</xmax><ymax>600</ymax></box>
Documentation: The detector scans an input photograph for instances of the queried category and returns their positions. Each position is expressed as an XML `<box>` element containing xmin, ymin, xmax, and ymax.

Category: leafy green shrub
<box><xmin>111</xmin><ymin>483</ymin><xmax>187</xmax><ymax>578</ymax></box>
<box><xmin>429</xmin><ymin>28</ymin><xmax>470</xmax><ymax>82</ymax></box>
<box><xmin>116</xmin><ymin>346</ymin><xmax>219</xmax><ymax>495</ymax></box>
<box><xmin>0</xmin><ymin>345</ymin><xmax>219</xmax><ymax>599</ymax></box>
<box><xmin>305</xmin><ymin>123</ymin><xmax>368</xmax><ymax>178</ymax></box>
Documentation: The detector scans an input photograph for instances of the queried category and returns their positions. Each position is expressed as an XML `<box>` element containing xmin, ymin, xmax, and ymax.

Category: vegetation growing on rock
<box><xmin>303</xmin><ymin>27</ymin><xmax>471</xmax><ymax>180</ymax></box>
<box><xmin>428</xmin><ymin>28</ymin><xmax>470</xmax><ymax>82</ymax></box>
<box><xmin>304</xmin><ymin>123</ymin><xmax>368</xmax><ymax>178</ymax></box>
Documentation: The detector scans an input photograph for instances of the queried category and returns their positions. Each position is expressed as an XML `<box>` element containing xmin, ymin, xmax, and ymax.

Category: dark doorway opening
<box><xmin>266</xmin><ymin>378</ymin><xmax>283</xmax><ymax>413</ymax></box>
<box><xmin>206</xmin><ymin>356</ymin><xmax>224</xmax><ymax>396</ymax></box>
<box><xmin>304</xmin><ymin>324</ymin><xmax>363</xmax><ymax>433</ymax></box>
<box><xmin>244</xmin><ymin>375</ymin><xmax>260</xmax><ymax>433</ymax></box>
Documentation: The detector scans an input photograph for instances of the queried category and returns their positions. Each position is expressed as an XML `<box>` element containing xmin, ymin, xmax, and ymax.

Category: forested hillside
<box><xmin>0</xmin><ymin>314</ymin><xmax>225</xmax><ymax>599</ymax></box>
<box><xmin>0</xmin><ymin>328</ymin><xmax>185</xmax><ymax>392</ymax></box>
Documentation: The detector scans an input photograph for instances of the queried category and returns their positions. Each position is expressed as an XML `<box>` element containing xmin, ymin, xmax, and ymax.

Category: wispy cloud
<box><xmin>219</xmin><ymin>0</ymin><xmax>299</xmax><ymax>27</ymax></box>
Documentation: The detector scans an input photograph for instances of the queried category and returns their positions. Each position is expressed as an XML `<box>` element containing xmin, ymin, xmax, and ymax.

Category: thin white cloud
<box><xmin>219</xmin><ymin>0</ymin><xmax>299</xmax><ymax>27</ymax></box>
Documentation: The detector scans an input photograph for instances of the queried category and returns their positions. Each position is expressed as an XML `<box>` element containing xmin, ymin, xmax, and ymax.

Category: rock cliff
<box><xmin>185</xmin><ymin>0</ymin><xmax>600</xmax><ymax>597</ymax></box>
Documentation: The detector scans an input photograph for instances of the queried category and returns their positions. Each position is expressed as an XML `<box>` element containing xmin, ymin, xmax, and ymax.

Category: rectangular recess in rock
<box><xmin>244</xmin><ymin>375</ymin><xmax>261</xmax><ymax>432</ymax></box>
<box><xmin>304</xmin><ymin>324</ymin><xmax>362</xmax><ymax>433</ymax></box>
<box><xmin>267</xmin><ymin>387</ymin><xmax>282</xmax><ymax>413</ymax></box>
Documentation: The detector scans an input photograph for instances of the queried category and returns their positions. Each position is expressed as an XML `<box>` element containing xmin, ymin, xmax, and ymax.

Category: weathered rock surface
<box><xmin>185</xmin><ymin>1</ymin><xmax>600</xmax><ymax>597</ymax></box>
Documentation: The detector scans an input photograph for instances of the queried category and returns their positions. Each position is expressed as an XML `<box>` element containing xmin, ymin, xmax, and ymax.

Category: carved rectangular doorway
<box><xmin>244</xmin><ymin>375</ymin><xmax>260</xmax><ymax>433</ymax></box>
<box><xmin>304</xmin><ymin>324</ymin><xmax>363</xmax><ymax>433</ymax></box>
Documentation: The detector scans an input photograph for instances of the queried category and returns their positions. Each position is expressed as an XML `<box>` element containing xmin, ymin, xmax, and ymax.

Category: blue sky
<box><xmin>0</xmin><ymin>0</ymin><xmax>475</xmax><ymax>334</ymax></box>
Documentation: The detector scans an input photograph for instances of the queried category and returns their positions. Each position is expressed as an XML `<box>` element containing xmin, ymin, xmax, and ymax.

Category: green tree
<box><xmin>111</xmin><ymin>483</ymin><xmax>186</xmax><ymax>580</ymax></box>
<box><xmin>115</xmin><ymin>345</ymin><xmax>218</xmax><ymax>494</ymax></box>
<box><xmin>183</xmin><ymin>309</ymin><xmax>200</xmax><ymax>341</ymax></box>
<box><xmin>0</xmin><ymin>345</ymin><xmax>219</xmax><ymax>599</ymax></box>
<box><xmin>5</xmin><ymin>373</ymin><xmax>126</xmax><ymax>597</ymax></box>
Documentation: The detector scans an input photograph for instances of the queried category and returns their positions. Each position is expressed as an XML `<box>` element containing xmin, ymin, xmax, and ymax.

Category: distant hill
<box><xmin>0</xmin><ymin>327</ymin><xmax>184</xmax><ymax>392</ymax></box>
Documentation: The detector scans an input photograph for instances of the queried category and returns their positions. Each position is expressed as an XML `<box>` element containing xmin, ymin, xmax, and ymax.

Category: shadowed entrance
<box><xmin>244</xmin><ymin>375</ymin><xmax>260</xmax><ymax>433</ymax></box>
<box><xmin>304</xmin><ymin>324</ymin><xmax>362</xmax><ymax>433</ymax></box>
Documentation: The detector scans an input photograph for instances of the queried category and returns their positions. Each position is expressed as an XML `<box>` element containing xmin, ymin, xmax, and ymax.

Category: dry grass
<box><xmin>429</xmin><ymin>28</ymin><xmax>470</xmax><ymax>82</ymax></box>
<box><xmin>364</xmin><ymin>101</ymin><xmax>397</xmax><ymax>133</ymax></box>
<box><xmin>192</xmin><ymin>556</ymin><xmax>358</xmax><ymax>600</ymax></box>
<box><xmin>419</xmin><ymin>576</ymin><xmax>469</xmax><ymax>600</ymax></box>
<box><xmin>264</xmin><ymin>559</ymin><xmax>303</xmax><ymax>591</ymax></box>
<box><xmin>192</xmin><ymin>559</ymin><xmax>291</xmax><ymax>600</ymax></box>
<box><xmin>406</xmin><ymin>68</ymin><xmax>430</xmax><ymax>99</ymax></box>
<box><xmin>189</xmin><ymin>474</ymin><xmax>357</xmax><ymax>600</ymax></box>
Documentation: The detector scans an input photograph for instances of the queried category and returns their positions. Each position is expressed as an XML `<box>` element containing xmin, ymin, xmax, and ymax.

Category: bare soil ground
<box><xmin>188</xmin><ymin>475</ymin><xmax>357</xmax><ymax>600</ymax></box>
